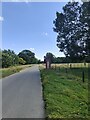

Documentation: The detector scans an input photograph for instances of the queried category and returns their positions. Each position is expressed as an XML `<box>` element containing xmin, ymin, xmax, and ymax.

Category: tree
<box><xmin>53</xmin><ymin>2</ymin><xmax>89</xmax><ymax>62</ymax></box>
<box><xmin>44</xmin><ymin>52</ymin><xmax>55</xmax><ymax>63</ymax></box>
<box><xmin>18</xmin><ymin>50</ymin><xmax>36</xmax><ymax>64</ymax></box>
<box><xmin>80</xmin><ymin>1</ymin><xmax>90</xmax><ymax>62</ymax></box>
<box><xmin>37</xmin><ymin>59</ymin><xmax>42</xmax><ymax>64</ymax></box>
<box><xmin>53</xmin><ymin>57</ymin><xmax>66</xmax><ymax>63</ymax></box>
<box><xmin>31</xmin><ymin>57</ymin><xmax>39</xmax><ymax>64</ymax></box>
<box><xmin>2</xmin><ymin>53</ymin><xmax>12</xmax><ymax>68</ymax></box>
<box><xmin>2</xmin><ymin>49</ymin><xmax>19</xmax><ymax>68</ymax></box>
<box><xmin>44</xmin><ymin>52</ymin><xmax>55</xmax><ymax>69</ymax></box>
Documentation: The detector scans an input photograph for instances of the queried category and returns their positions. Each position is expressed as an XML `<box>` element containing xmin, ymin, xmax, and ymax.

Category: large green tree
<box><xmin>80</xmin><ymin>1</ymin><xmax>90</xmax><ymax>62</ymax></box>
<box><xmin>18</xmin><ymin>50</ymin><xmax>37</xmax><ymax>64</ymax></box>
<box><xmin>53</xmin><ymin>2</ymin><xmax>90</xmax><ymax>62</ymax></box>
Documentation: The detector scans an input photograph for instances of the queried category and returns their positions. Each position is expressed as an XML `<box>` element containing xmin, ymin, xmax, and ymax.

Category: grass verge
<box><xmin>0</xmin><ymin>65</ymin><xmax>31</xmax><ymax>79</ymax></box>
<box><xmin>40</xmin><ymin>67</ymin><xmax>89</xmax><ymax>119</ymax></box>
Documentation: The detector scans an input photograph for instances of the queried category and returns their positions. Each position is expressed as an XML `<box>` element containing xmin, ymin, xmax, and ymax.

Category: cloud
<box><xmin>22</xmin><ymin>0</ymin><xmax>31</xmax><ymax>3</ymax></box>
<box><xmin>0</xmin><ymin>16</ymin><xmax>4</xmax><ymax>22</ymax></box>
<box><xmin>6</xmin><ymin>0</ymin><xmax>30</xmax><ymax>2</ymax></box>
<box><xmin>24</xmin><ymin>0</ymin><xmax>30</xmax><ymax>3</ymax></box>
<box><xmin>45</xmin><ymin>32</ymin><xmax>48</xmax><ymax>36</ymax></box>
<box><xmin>2</xmin><ymin>0</ymin><xmax>49</xmax><ymax>1</ymax></box>
<box><xmin>42</xmin><ymin>32</ymin><xmax>48</xmax><ymax>36</ymax></box>
<box><xmin>30</xmin><ymin>48</ymin><xmax>35</xmax><ymax>51</ymax></box>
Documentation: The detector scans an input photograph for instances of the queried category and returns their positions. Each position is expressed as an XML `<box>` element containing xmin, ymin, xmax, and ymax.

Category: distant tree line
<box><xmin>44</xmin><ymin>52</ymin><xmax>88</xmax><ymax>64</ymax></box>
<box><xmin>0</xmin><ymin>49</ymin><xmax>88</xmax><ymax>69</ymax></box>
<box><xmin>0</xmin><ymin>49</ymin><xmax>41</xmax><ymax>68</ymax></box>
<box><xmin>53</xmin><ymin>1</ymin><xmax>90</xmax><ymax>63</ymax></box>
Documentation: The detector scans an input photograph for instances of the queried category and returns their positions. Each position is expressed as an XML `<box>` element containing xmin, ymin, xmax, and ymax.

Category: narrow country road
<box><xmin>2</xmin><ymin>65</ymin><xmax>45</xmax><ymax>118</ymax></box>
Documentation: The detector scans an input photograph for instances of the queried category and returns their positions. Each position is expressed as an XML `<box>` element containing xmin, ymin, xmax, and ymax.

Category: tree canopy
<box><xmin>18</xmin><ymin>50</ymin><xmax>38</xmax><ymax>64</ymax></box>
<box><xmin>1</xmin><ymin>49</ymin><xmax>40</xmax><ymax>68</ymax></box>
<box><xmin>53</xmin><ymin>1</ymin><xmax>90</xmax><ymax>62</ymax></box>
<box><xmin>2</xmin><ymin>49</ymin><xmax>19</xmax><ymax>68</ymax></box>
<box><xmin>44</xmin><ymin>52</ymin><xmax>55</xmax><ymax>63</ymax></box>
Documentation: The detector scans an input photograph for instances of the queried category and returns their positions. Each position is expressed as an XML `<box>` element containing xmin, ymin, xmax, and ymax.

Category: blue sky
<box><xmin>2</xmin><ymin>2</ymin><xmax>66</xmax><ymax>60</ymax></box>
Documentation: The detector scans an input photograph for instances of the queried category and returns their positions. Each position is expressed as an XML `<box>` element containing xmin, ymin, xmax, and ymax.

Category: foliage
<box><xmin>53</xmin><ymin>57</ymin><xmax>72</xmax><ymax>63</ymax></box>
<box><xmin>53</xmin><ymin>2</ymin><xmax>90</xmax><ymax>62</ymax></box>
<box><xmin>44</xmin><ymin>52</ymin><xmax>55</xmax><ymax>63</ymax></box>
<box><xmin>1</xmin><ymin>49</ymin><xmax>39</xmax><ymax>68</ymax></box>
<box><xmin>2</xmin><ymin>49</ymin><xmax>19</xmax><ymax>68</ymax></box>
<box><xmin>80</xmin><ymin>1</ymin><xmax>90</xmax><ymax>62</ymax></box>
<box><xmin>18</xmin><ymin>50</ymin><xmax>38</xmax><ymax>64</ymax></box>
<box><xmin>44</xmin><ymin>52</ymin><xmax>84</xmax><ymax>63</ymax></box>
<box><xmin>19</xmin><ymin>58</ymin><xmax>26</xmax><ymax>65</ymax></box>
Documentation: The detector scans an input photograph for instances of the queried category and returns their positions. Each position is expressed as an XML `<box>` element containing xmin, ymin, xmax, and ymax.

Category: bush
<box><xmin>19</xmin><ymin>58</ymin><xmax>26</xmax><ymax>65</ymax></box>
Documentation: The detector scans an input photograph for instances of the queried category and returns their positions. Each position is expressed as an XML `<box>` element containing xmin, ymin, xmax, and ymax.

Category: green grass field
<box><xmin>0</xmin><ymin>65</ymin><xmax>31</xmax><ymax>79</ymax></box>
<box><xmin>40</xmin><ymin>64</ymin><xmax>89</xmax><ymax>119</ymax></box>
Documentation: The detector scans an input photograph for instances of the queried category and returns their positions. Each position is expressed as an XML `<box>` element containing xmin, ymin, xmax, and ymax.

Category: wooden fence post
<box><xmin>70</xmin><ymin>64</ymin><xmax>72</xmax><ymax>69</ymax></box>
<box><xmin>82</xmin><ymin>71</ymin><xmax>85</xmax><ymax>82</ymax></box>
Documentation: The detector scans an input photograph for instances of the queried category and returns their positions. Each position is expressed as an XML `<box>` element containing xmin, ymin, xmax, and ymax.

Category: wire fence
<box><xmin>51</xmin><ymin>63</ymin><xmax>88</xmax><ymax>83</ymax></box>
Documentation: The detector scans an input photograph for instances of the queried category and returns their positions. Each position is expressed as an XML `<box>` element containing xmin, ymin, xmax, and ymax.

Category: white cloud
<box><xmin>1</xmin><ymin>0</ymin><xmax>50</xmax><ymax>1</ymax></box>
<box><xmin>24</xmin><ymin>0</ymin><xmax>30</xmax><ymax>3</ymax></box>
<box><xmin>42</xmin><ymin>32</ymin><xmax>48</xmax><ymax>36</ymax></box>
<box><xmin>2</xmin><ymin>0</ymin><xmax>31</xmax><ymax>2</ymax></box>
<box><xmin>45</xmin><ymin>32</ymin><xmax>48</xmax><ymax>36</ymax></box>
<box><xmin>30</xmin><ymin>48</ymin><xmax>35</xmax><ymax>51</ymax></box>
<box><xmin>0</xmin><ymin>16</ymin><xmax>4</xmax><ymax>22</ymax></box>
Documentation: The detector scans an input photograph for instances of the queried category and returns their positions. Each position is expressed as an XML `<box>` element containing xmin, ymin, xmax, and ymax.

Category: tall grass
<box><xmin>0</xmin><ymin>65</ymin><xmax>31</xmax><ymax>79</ymax></box>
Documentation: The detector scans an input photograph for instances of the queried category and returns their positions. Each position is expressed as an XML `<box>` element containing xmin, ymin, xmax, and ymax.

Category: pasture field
<box><xmin>40</xmin><ymin>63</ymin><xmax>89</xmax><ymax>119</ymax></box>
<box><xmin>0</xmin><ymin>65</ymin><xmax>31</xmax><ymax>79</ymax></box>
<box><xmin>51</xmin><ymin>63</ymin><xmax>88</xmax><ymax>68</ymax></box>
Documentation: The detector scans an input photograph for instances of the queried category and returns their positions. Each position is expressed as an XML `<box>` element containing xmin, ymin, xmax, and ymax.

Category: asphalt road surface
<box><xmin>2</xmin><ymin>66</ymin><xmax>45</xmax><ymax>118</ymax></box>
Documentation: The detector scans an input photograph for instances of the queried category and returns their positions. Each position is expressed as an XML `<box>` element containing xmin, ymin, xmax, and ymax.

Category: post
<box><xmin>70</xmin><ymin>64</ymin><xmax>72</xmax><ymax>69</ymax></box>
<box><xmin>82</xmin><ymin>71</ymin><xmax>85</xmax><ymax>82</ymax></box>
<box><xmin>84</xmin><ymin>62</ymin><xmax>86</xmax><ymax>66</ymax></box>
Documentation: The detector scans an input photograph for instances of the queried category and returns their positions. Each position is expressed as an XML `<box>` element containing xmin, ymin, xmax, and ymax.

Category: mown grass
<box><xmin>0</xmin><ymin>65</ymin><xmax>31</xmax><ymax>79</ymax></box>
<box><xmin>40</xmin><ymin>66</ymin><xmax>89</xmax><ymax>119</ymax></box>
